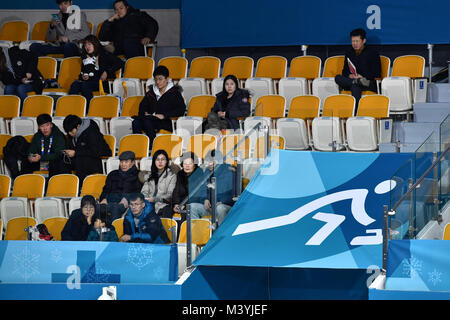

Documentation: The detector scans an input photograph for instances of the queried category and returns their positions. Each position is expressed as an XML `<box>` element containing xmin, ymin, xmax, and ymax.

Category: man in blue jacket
<box><xmin>120</xmin><ymin>193</ymin><xmax>170</xmax><ymax>243</ymax></box>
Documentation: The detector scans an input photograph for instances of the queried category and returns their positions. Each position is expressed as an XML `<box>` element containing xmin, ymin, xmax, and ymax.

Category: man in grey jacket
<box><xmin>30</xmin><ymin>0</ymin><xmax>90</xmax><ymax>57</ymax></box>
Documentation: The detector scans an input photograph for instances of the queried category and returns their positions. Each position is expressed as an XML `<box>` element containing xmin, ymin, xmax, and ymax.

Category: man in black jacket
<box><xmin>63</xmin><ymin>115</ymin><xmax>112</xmax><ymax>184</ymax></box>
<box><xmin>98</xmin><ymin>0</ymin><xmax>158</xmax><ymax>58</ymax></box>
<box><xmin>99</xmin><ymin>151</ymin><xmax>143</xmax><ymax>222</ymax></box>
<box><xmin>132</xmin><ymin>65</ymin><xmax>186</xmax><ymax>147</ymax></box>
<box><xmin>334</xmin><ymin>28</ymin><xmax>381</xmax><ymax>109</ymax></box>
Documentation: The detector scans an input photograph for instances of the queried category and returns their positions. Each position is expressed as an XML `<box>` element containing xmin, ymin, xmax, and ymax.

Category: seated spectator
<box><xmin>169</xmin><ymin>152</ymin><xmax>204</xmax><ymax>223</ymax></box>
<box><xmin>189</xmin><ymin>150</ymin><xmax>235</xmax><ymax>226</ymax></box>
<box><xmin>61</xmin><ymin>195</ymin><xmax>98</xmax><ymax>240</ymax></box>
<box><xmin>62</xmin><ymin>114</ymin><xmax>112</xmax><ymax>183</ymax></box>
<box><xmin>140</xmin><ymin>149</ymin><xmax>179</xmax><ymax>216</ymax></box>
<box><xmin>204</xmin><ymin>74</ymin><xmax>250</xmax><ymax>132</ymax></box>
<box><xmin>120</xmin><ymin>193</ymin><xmax>170</xmax><ymax>243</ymax></box>
<box><xmin>23</xmin><ymin>113</ymin><xmax>69</xmax><ymax>177</ymax></box>
<box><xmin>99</xmin><ymin>151</ymin><xmax>142</xmax><ymax>222</ymax></box>
<box><xmin>68</xmin><ymin>35</ymin><xmax>123</xmax><ymax>106</ymax></box>
<box><xmin>98</xmin><ymin>0</ymin><xmax>159</xmax><ymax>59</ymax></box>
<box><xmin>132</xmin><ymin>65</ymin><xmax>186</xmax><ymax>148</ymax></box>
<box><xmin>334</xmin><ymin>28</ymin><xmax>381</xmax><ymax>108</ymax></box>
<box><xmin>86</xmin><ymin>204</ymin><xmax>119</xmax><ymax>241</ymax></box>
<box><xmin>0</xmin><ymin>46</ymin><xmax>43</xmax><ymax>105</ymax></box>
<box><xmin>30</xmin><ymin>0</ymin><xmax>90</xmax><ymax>58</ymax></box>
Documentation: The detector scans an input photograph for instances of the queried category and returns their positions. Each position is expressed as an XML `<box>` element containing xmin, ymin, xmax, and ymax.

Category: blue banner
<box><xmin>386</xmin><ymin>240</ymin><xmax>450</xmax><ymax>292</ymax></box>
<box><xmin>194</xmin><ymin>150</ymin><xmax>412</xmax><ymax>269</ymax></box>
<box><xmin>181</xmin><ymin>0</ymin><xmax>450</xmax><ymax>48</ymax></box>
<box><xmin>0</xmin><ymin>241</ymin><xmax>178</xmax><ymax>284</ymax></box>
<box><xmin>0</xmin><ymin>0</ymin><xmax>180</xmax><ymax>9</ymax></box>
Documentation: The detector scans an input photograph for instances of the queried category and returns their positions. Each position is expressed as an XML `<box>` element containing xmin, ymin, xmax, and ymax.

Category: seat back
<box><xmin>322</xmin><ymin>55</ymin><xmax>345</xmax><ymax>77</ymax></box>
<box><xmin>187</xmin><ymin>95</ymin><xmax>216</xmax><ymax>118</ymax></box>
<box><xmin>186</xmin><ymin>134</ymin><xmax>217</xmax><ymax>160</ymax></box>
<box><xmin>103</xmin><ymin>134</ymin><xmax>116</xmax><ymax>157</ymax></box>
<box><xmin>42</xmin><ymin>217</ymin><xmax>68</xmax><ymax>241</ymax></box>
<box><xmin>222</xmin><ymin>56</ymin><xmax>254</xmax><ymax>80</ymax></box>
<box><xmin>88</xmin><ymin>96</ymin><xmax>120</xmax><ymax>119</ymax></box>
<box><xmin>391</xmin><ymin>55</ymin><xmax>425</xmax><ymax>78</ymax></box>
<box><xmin>151</xmin><ymin>134</ymin><xmax>183</xmax><ymax>160</ymax></box>
<box><xmin>0</xmin><ymin>21</ymin><xmax>29</xmax><ymax>42</ymax></box>
<box><xmin>34</xmin><ymin>197</ymin><xmax>65</xmax><ymax>223</ymax></box>
<box><xmin>31</xmin><ymin>21</ymin><xmax>51</xmax><ymax>41</ymax></box>
<box><xmin>123</xmin><ymin>57</ymin><xmax>155</xmax><ymax>80</ymax></box>
<box><xmin>380</xmin><ymin>55</ymin><xmax>391</xmax><ymax>80</ymax></box>
<box><xmin>288</xmin><ymin>56</ymin><xmax>321</xmax><ymax>79</ymax></box>
<box><xmin>0</xmin><ymin>96</ymin><xmax>20</xmax><ymax>119</ymax></box>
<box><xmin>5</xmin><ymin>216</ymin><xmax>37</xmax><ymax>240</ymax></box>
<box><xmin>357</xmin><ymin>95</ymin><xmax>389</xmax><ymax>119</ymax></box>
<box><xmin>80</xmin><ymin>174</ymin><xmax>107</xmax><ymax>199</ymax></box>
<box><xmin>46</xmin><ymin>174</ymin><xmax>79</xmax><ymax>197</ymax></box>
<box><xmin>112</xmin><ymin>217</ymin><xmax>124</xmax><ymax>239</ymax></box>
<box><xmin>311</xmin><ymin>117</ymin><xmax>345</xmax><ymax>151</ymax></box>
<box><xmin>322</xmin><ymin>95</ymin><xmax>355</xmax><ymax>118</ymax></box>
<box><xmin>160</xmin><ymin>217</ymin><xmax>177</xmax><ymax>243</ymax></box>
<box><xmin>22</xmin><ymin>95</ymin><xmax>54</xmax><ymax>117</ymax></box>
<box><xmin>54</xmin><ymin>95</ymin><xmax>86</xmax><ymax>117</ymax></box>
<box><xmin>58</xmin><ymin>57</ymin><xmax>82</xmax><ymax>90</ymax></box>
<box><xmin>287</xmin><ymin>95</ymin><xmax>320</xmax><ymax>119</ymax></box>
<box><xmin>0</xmin><ymin>135</ymin><xmax>12</xmax><ymax>161</ymax></box>
<box><xmin>276</xmin><ymin>118</ymin><xmax>309</xmax><ymax>150</ymax></box>
<box><xmin>0</xmin><ymin>174</ymin><xmax>11</xmax><ymax>199</ymax></box>
<box><xmin>220</xmin><ymin>134</ymin><xmax>251</xmax><ymax>163</ymax></box>
<box><xmin>178</xmin><ymin>219</ymin><xmax>211</xmax><ymax>246</ymax></box>
<box><xmin>188</xmin><ymin>56</ymin><xmax>221</xmax><ymax>80</ymax></box>
<box><xmin>255</xmin><ymin>56</ymin><xmax>287</xmax><ymax>80</ymax></box>
<box><xmin>178</xmin><ymin>78</ymin><xmax>207</xmax><ymax>104</ymax></box>
<box><xmin>37</xmin><ymin>56</ymin><xmax>57</xmax><ymax>80</ymax></box>
<box><xmin>118</xmin><ymin>134</ymin><xmax>149</xmax><ymax>159</ymax></box>
<box><xmin>12</xmin><ymin>174</ymin><xmax>45</xmax><ymax>199</ymax></box>
<box><xmin>254</xmin><ymin>95</ymin><xmax>286</xmax><ymax>119</ymax></box>
<box><xmin>121</xmin><ymin>96</ymin><xmax>144</xmax><ymax>117</ymax></box>
<box><xmin>255</xmin><ymin>135</ymin><xmax>285</xmax><ymax>158</ymax></box>
<box><xmin>158</xmin><ymin>56</ymin><xmax>188</xmax><ymax>81</ymax></box>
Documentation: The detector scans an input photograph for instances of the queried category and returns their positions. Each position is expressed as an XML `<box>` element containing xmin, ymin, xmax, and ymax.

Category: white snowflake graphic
<box><xmin>427</xmin><ymin>269</ymin><xmax>442</xmax><ymax>286</ymax></box>
<box><xmin>12</xmin><ymin>246</ymin><xmax>40</xmax><ymax>280</ymax></box>
<box><xmin>50</xmin><ymin>248</ymin><xmax>63</xmax><ymax>263</ymax></box>
<box><xmin>402</xmin><ymin>256</ymin><xmax>423</xmax><ymax>279</ymax></box>
<box><xmin>126</xmin><ymin>244</ymin><xmax>154</xmax><ymax>270</ymax></box>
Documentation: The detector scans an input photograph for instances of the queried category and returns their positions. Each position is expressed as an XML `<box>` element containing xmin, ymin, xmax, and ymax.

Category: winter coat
<box><xmin>0</xmin><ymin>46</ymin><xmax>44</xmax><ymax>94</ymax></box>
<box><xmin>140</xmin><ymin>166</ymin><xmax>177</xmax><ymax>214</ymax></box>
<box><xmin>46</xmin><ymin>10</ymin><xmax>90</xmax><ymax>43</ymax></box>
<box><xmin>196</xmin><ymin>163</ymin><xmax>235</xmax><ymax>206</ymax></box>
<box><xmin>79</xmin><ymin>50</ymin><xmax>124</xmax><ymax>82</ymax></box>
<box><xmin>66</xmin><ymin>119</ymin><xmax>112</xmax><ymax>177</ymax></box>
<box><xmin>61</xmin><ymin>208</ymin><xmax>98</xmax><ymax>241</ymax></box>
<box><xmin>211</xmin><ymin>88</ymin><xmax>250</xmax><ymax>130</ymax></box>
<box><xmin>98</xmin><ymin>7</ymin><xmax>158</xmax><ymax>53</ymax></box>
<box><xmin>171</xmin><ymin>166</ymin><xmax>205</xmax><ymax>206</ymax></box>
<box><xmin>123</xmin><ymin>200</ymin><xmax>170</xmax><ymax>243</ymax></box>
<box><xmin>99</xmin><ymin>165</ymin><xmax>143</xmax><ymax>203</ymax></box>
<box><xmin>28</xmin><ymin>123</ymin><xmax>67</xmax><ymax>162</ymax></box>
<box><xmin>342</xmin><ymin>46</ymin><xmax>381</xmax><ymax>82</ymax></box>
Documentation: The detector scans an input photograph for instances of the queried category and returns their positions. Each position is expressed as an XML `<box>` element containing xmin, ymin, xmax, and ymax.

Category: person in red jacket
<box><xmin>131</xmin><ymin>65</ymin><xmax>186</xmax><ymax>147</ymax></box>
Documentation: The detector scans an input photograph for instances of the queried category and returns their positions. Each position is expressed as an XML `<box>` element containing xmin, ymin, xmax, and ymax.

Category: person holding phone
<box><xmin>87</xmin><ymin>204</ymin><xmax>119</xmax><ymax>241</ymax></box>
<box><xmin>30</xmin><ymin>0</ymin><xmax>90</xmax><ymax>58</ymax></box>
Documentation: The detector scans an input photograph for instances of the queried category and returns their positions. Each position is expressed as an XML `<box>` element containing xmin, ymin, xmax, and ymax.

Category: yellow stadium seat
<box><xmin>188</xmin><ymin>56</ymin><xmax>221</xmax><ymax>80</ymax></box>
<box><xmin>12</xmin><ymin>174</ymin><xmax>45</xmax><ymax>200</ymax></box>
<box><xmin>220</xmin><ymin>134</ymin><xmax>251</xmax><ymax>164</ymax></box>
<box><xmin>54</xmin><ymin>95</ymin><xmax>87</xmax><ymax>117</ymax></box>
<box><xmin>391</xmin><ymin>55</ymin><xmax>425</xmax><ymax>78</ymax></box>
<box><xmin>322</xmin><ymin>95</ymin><xmax>355</xmax><ymax>118</ymax></box>
<box><xmin>287</xmin><ymin>95</ymin><xmax>320</xmax><ymax>119</ymax></box>
<box><xmin>5</xmin><ymin>216</ymin><xmax>37</xmax><ymax>240</ymax></box>
<box><xmin>288</xmin><ymin>56</ymin><xmax>322</xmax><ymax>80</ymax></box>
<box><xmin>0</xmin><ymin>95</ymin><xmax>20</xmax><ymax>121</ymax></box>
<box><xmin>160</xmin><ymin>217</ymin><xmax>177</xmax><ymax>243</ymax></box>
<box><xmin>322</xmin><ymin>55</ymin><xmax>345</xmax><ymax>78</ymax></box>
<box><xmin>186</xmin><ymin>134</ymin><xmax>217</xmax><ymax>160</ymax></box>
<box><xmin>88</xmin><ymin>96</ymin><xmax>120</xmax><ymax>119</ymax></box>
<box><xmin>21</xmin><ymin>95</ymin><xmax>54</xmax><ymax>117</ymax></box>
<box><xmin>254</xmin><ymin>95</ymin><xmax>286</xmax><ymax>119</ymax></box>
<box><xmin>121</xmin><ymin>96</ymin><xmax>144</xmax><ymax>117</ymax></box>
<box><xmin>112</xmin><ymin>217</ymin><xmax>124</xmax><ymax>239</ymax></box>
<box><xmin>118</xmin><ymin>134</ymin><xmax>149</xmax><ymax>160</ymax></box>
<box><xmin>46</xmin><ymin>174</ymin><xmax>79</xmax><ymax>198</ymax></box>
<box><xmin>103</xmin><ymin>134</ymin><xmax>116</xmax><ymax>158</ymax></box>
<box><xmin>43</xmin><ymin>216</ymin><xmax>68</xmax><ymax>241</ymax></box>
<box><xmin>0</xmin><ymin>174</ymin><xmax>11</xmax><ymax>199</ymax></box>
<box><xmin>80</xmin><ymin>174</ymin><xmax>107</xmax><ymax>199</ymax></box>
<box><xmin>158</xmin><ymin>56</ymin><xmax>188</xmax><ymax>81</ymax></box>
<box><xmin>222</xmin><ymin>56</ymin><xmax>254</xmax><ymax>81</ymax></box>
<box><xmin>31</xmin><ymin>21</ymin><xmax>51</xmax><ymax>41</ymax></box>
<box><xmin>187</xmin><ymin>95</ymin><xmax>216</xmax><ymax>118</ymax></box>
<box><xmin>37</xmin><ymin>56</ymin><xmax>58</xmax><ymax>80</ymax></box>
<box><xmin>151</xmin><ymin>134</ymin><xmax>183</xmax><ymax>160</ymax></box>
<box><xmin>178</xmin><ymin>219</ymin><xmax>212</xmax><ymax>246</ymax></box>
<box><xmin>255</xmin><ymin>56</ymin><xmax>287</xmax><ymax>80</ymax></box>
<box><xmin>255</xmin><ymin>135</ymin><xmax>285</xmax><ymax>159</ymax></box>
<box><xmin>123</xmin><ymin>57</ymin><xmax>155</xmax><ymax>81</ymax></box>
<box><xmin>0</xmin><ymin>20</ymin><xmax>29</xmax><ymax>42</ymax></box>
<box><xmin>43</xmin><ymin>57</ymin><xmax>82</xmax><ymax>95</ymax></box>
<box><xmin>356</xmin><ymin>95</ymin><xmax>390</xmax><ymax>118</ymax></box>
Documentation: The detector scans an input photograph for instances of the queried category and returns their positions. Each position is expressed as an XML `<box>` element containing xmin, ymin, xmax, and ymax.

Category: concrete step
<box><xmin>427</xmin><ymin>83</ymin><xmax>450</xmax><ymax>103</ymax></box>
<box><xmin>393</xmin><ymin>122</ymin><xmax>441</xmax><ymax>145</ymax></box>
<box><xmin>414</xmin><ymin>102</ymin><xmax>450</xmax><ymax>123</ymax></box>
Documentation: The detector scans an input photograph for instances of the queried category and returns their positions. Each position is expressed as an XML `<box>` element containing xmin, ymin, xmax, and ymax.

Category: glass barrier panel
<box><xmin>440</xmin><ymin>114</ymin><xmax>450</xmax><ymax>209</ymax></box>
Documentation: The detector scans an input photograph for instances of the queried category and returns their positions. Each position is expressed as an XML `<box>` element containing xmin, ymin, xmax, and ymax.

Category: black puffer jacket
<box><xmin>211</xmin><ymin>88</ymin><xmax>250</xmax><ymax>130</ymax></box>
<box><xmin>99</xmin><ymin>7</ymin><xmax>158</xmax><ymax>53</ymax></box>
<box><xmin>99</xmin><ymin>165</ymin><xmax>143</xmax><ymax>203</ymax></box>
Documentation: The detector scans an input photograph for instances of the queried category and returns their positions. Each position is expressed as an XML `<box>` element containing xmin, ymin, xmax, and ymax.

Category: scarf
<box><xmin>74</xmin><ymin>118</ymin><xmax>90</xmax><ymax>144</ymax></box>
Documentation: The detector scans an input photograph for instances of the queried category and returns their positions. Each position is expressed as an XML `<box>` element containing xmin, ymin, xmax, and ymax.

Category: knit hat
<box><xmin>36</xmin><ymin>113</ymin><xmax>52</xmax><ymax>126</ymax></box>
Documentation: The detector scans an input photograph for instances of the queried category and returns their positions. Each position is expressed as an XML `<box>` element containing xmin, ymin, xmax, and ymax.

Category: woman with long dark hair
<box><xmin>68</xmin><ymin>35</ymin><xmax>123</xmax><ymax>106</ymax></box>
<box><xmin>205</xmin><ymin>74</ymin><xmax>251</xmax><ymax>131</ymax></box>
<box><xmin>140</xmin><ymin>149</ymin><xmax>178</xmax><ymax>216</ymax></box>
